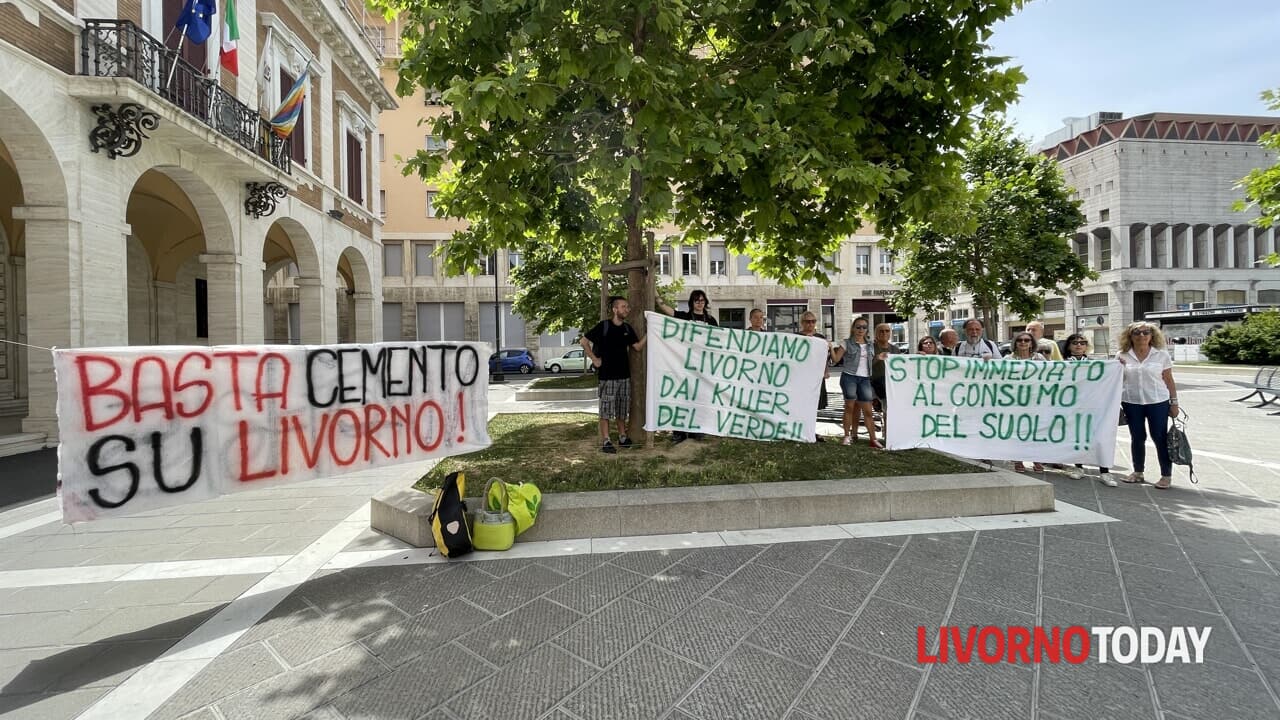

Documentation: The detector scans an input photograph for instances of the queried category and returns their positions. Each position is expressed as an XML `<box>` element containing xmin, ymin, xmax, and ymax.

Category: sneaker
<box><xmin>619</xmin><ymin>436</ymin><xmax>633</xmax><ymax>449</ymax></box>
<box><xmin>841</xmin><ymin>435</ymin><xmax>852</xmax><ymax>446</ymax></box>
<box><xmin>601</xmin><ymin>441</ymin><xmax>617</xmax><ymax>454</ymax></box>
<box><xmin>1066</xmin><ymin>469</ymin><xmax>1084</xmax><ymax>480</ymax></box>
<box><xmin>1099</xmin><ymin>473</ymin><xmax>1119</xmax><ymax>487</ymax></box>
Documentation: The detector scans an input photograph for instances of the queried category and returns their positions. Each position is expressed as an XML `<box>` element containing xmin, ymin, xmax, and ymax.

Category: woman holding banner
<box><xmin>1063</xmin><ymin>333</ymin><xmax>1118</xmax><ymax>487</ymax></box>
<box><xmin>1117</xmin><ymin>321</ymin><xmax>1180</xmax><ymax>489</ymax></box>
<box><xmin>832</xmin><ymin>318</ymin><xmax>879</xmax><ymax>447</ymax></box>
<box><xmin>1007</xmin><ymin>331</ymin><xmax>1047</xmax><ymax>473</ymax></box>
<box><xmin>870</xmin><ymin>324</ymin><xmax>899</xmax><ymax>447</ymax></box>
<box><xmin>659</xmin><ymin>290</ymin><xmax>717</xmax><ymax>444</ymax></box>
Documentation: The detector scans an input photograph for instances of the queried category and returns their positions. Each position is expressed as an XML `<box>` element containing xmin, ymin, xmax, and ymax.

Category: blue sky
<box><xmin>989</xmin><ymin>0</ymin><xmax>1280</xmax><ymax>144</ymax></box>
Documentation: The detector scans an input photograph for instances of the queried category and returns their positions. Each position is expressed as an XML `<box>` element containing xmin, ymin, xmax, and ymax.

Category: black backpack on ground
<box><xmin>429</xmin><ymin>471</ymin><xmax>473</xmax><ymax>557</ymax></box>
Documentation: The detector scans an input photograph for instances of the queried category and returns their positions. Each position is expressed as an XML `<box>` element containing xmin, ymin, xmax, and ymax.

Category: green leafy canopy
<box><xmin>887</xmin><ymin>115</ymin><xmax>1095</xmax><ymax>328</ymax></box>
<box><xmin>375</xmin><ymin>0</ymin><xmax>1029</xmax><ymax>286</ymax></box>
<box><xmin>1234</xmin><ymin>88</ymin><xmax>1280</xmax><ymax>268</ymax></box>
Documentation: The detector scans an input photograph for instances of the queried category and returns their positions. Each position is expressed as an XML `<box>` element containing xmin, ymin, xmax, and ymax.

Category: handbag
<box><xmin>489</xmin><ymin>480</ymin><xmax>541</xmax><ymax>536</ymax></box>
<box><xmin>471</xmin><ymin>479</ymin><xmax>516</xmax><ymax>551</ymax></box>
<box><xmin>1166</xmin><ymin>412</ymin><xmax>1198</xmax><ymax>484</ymax></box>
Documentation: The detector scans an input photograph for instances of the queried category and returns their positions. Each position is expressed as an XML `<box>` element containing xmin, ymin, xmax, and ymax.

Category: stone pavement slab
<box><xmin>0</xmin><ymin>373</ymin><xmax>1277</xmax><ymax>719</ymax></box>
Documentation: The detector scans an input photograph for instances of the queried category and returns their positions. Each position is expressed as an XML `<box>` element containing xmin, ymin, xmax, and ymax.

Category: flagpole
<box><xmin>165</xmin><ymin>31</ymin><xmax>187</xmax><ymax>91</ymax></box>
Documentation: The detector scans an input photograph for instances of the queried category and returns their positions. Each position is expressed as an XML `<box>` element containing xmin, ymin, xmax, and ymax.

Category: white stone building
<box><xmin>994</xmin><ymin>112</ymin><xmax>1280</xmax><ymax>351</ymax></box>
<box><xmin>1</xmin><ymin>0</ymin><xmax>395</xmax><ymax>450</ymax></box>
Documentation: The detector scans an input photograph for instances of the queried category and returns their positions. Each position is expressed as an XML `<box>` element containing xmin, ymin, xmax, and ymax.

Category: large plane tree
<box><xmin>379</xmin><ymin>0</ymin><xmax>1028</xmax><ymax>439</ymax></box>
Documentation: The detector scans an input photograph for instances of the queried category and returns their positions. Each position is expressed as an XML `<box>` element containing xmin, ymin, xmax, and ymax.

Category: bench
<box><xmin>1228</xmin><ymin>366</ymin><xmax>1277</xmax><ymax>404</ymax></box>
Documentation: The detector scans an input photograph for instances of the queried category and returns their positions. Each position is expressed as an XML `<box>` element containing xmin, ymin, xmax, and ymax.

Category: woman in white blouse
<box><xmin>1117</xmin><ymin>321</ymin><xmax>1181</xmax><ymax>489</ymax></box>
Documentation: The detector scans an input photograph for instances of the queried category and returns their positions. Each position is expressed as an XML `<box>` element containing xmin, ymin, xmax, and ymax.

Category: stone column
<box><xmin>1112</xmin><ymin>225</ymin><xmax>1129</xmax><ymax>269</ymax></box>
<box><xmin>1160</xmin><ymin>226</ymin><xmax>1173</xmax><ymax>269</ymax></box>
<box><xmin>153</xmin><ymin>281</ymin><xmax>179</xmax><ymax>345</ymax></box>
<box><xmin>1202</xmin><ymin>226</ymin><xmax>1215</xmax><ymax>268</ymax></box>
<box><xmin>17</xmin><ymin>205</ymin><xmax>128</xmax><ymax>441</ymax></box>
<box><xmin>1224</xmin><ymin>226</ymin><xmax>1236</xmax><ymax>269</ymax></box>
<box><xmin>1246</xmin><ymin>227</ymin><xmax>1257</xmax><ymax>269</ymax></box>
<box><xmin>293</xmin><ymin>276</ymin><xmax>327</xmax><ymax>344</ymax></box>
<box><xmin>1183</xmin><ymin>226</ymin><xmax>1195</xmax><ymax>269</ymax></box>
<box><xmin>1088</xmin><ymin>231</ymin><xmax>1101</xmax><ymax>271</ymax></box>
<box><xmin>352</xmin><ymin>291</ymin><xmax>376</xmax><ymax>342</ymax></box>
<box><xmin>199</xmin><ymin>253</ymin><xmax>243</xmax><ymax>345</ymax></box>
<box><xmin>1141</xmin><ymin>225</ymin><xmax>1154</xmax><ymax>269</ymax></box>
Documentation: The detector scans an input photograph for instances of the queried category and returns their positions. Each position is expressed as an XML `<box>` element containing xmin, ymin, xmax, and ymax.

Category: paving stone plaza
<box><xmin>1</xmin><ymin>370</ymin><xmax>1278</xmax><ymax>719</ymax></box>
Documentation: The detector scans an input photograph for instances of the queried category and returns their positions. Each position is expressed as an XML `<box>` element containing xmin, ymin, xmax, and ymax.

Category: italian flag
<box><xmin>219</xmin><ymin>0</ymin><xmax>239</xmax><ymax>75</ymax></box>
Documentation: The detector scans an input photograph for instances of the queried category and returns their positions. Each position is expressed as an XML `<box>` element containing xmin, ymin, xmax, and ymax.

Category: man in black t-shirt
<box><xmin>582</xmin><ymin>296</ymin><xmax>647</xmax><ymax>454</ymax></box>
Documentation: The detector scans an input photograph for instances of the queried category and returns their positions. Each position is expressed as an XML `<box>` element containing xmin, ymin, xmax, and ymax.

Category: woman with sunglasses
<box><xmin>1117</xmin><ymin>321</ymin><xmax>1180</xmax><ymax>489</ymax></box>
<box><xmin>1063</xmin><ymin>333</ymin><xmax>1118</xmax><ymax>487</ymax></box>
<box><xmin>831</xmin><ymin>318</ymin><xmax>879</xmax><ymax>447</ymax></box>
<box><xmin>916</xmin><ymin>336</ymin><xmax>939</xmax><ymax>355</ymax></box>
<box><xmin>1007</xmin><ymin>332</ymin><xmax>1047</xmax><ymax>473</ymax></box>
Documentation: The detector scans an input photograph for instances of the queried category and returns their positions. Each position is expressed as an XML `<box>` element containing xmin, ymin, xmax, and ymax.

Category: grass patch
<box><xmin>529</xmin><ymin>373</ymin><xmax>598</xmax><ymax>389</ymax></box>
<box><xmin>416</xmin><ymin>412</ymin><xmax>984</xmax><ymax>494</ymax></box>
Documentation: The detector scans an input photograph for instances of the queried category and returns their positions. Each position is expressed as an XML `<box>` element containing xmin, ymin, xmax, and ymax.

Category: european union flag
<box><xmin>175</xmin><ymin>0</ymin><xmax>216</xmax><ymax>44</ymax></box>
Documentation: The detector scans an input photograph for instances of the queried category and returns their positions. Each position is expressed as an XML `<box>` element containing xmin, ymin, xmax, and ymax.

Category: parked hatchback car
<box><xmin>543</xmin><ymin>348</ymin><xmax>592</xmax><ymax>373</ymax></box>
<box><xmin>489</xmin><ymin>348</ymin><xmax>536</xmax><ymax>374</ymax></box>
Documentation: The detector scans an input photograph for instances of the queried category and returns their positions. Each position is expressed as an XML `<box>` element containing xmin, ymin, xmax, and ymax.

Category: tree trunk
<box><xmin>625</xmin><ymin>10</ymin><xmax>650</xmax><ymax>443</ymax></box>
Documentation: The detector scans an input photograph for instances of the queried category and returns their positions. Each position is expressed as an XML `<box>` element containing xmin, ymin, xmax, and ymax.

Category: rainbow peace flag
<box><xmin>269</xmin><ymin>67</ymin><xmax>309</xmax><ymax>138</ymax></box>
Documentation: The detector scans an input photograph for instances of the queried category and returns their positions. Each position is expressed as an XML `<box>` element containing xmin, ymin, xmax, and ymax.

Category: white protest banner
<box><xmin>884</xmin><ymin>354</ymin><xmax>1122</xmax><ymax>465</ymax></box>
<box><xmin>54</xmin><ymin>342</ymin><xmax>490</xmax><ymax>523</ymax></box>
<box><xmin>643</xmin><ymin>311</ymin><xmax>828</xmax><ymax>442</ymax></box>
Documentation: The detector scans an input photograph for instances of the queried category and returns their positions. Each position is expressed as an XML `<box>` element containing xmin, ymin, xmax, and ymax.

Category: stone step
<box><xmin>0</xmin><ymin>432</ymin><xmax>48</xmax><ymax>459</ymax></box>
<box><xmin>371</xmin><ymin>467</ymin><xmax>1053</xmax><ymax>548</ymax></box>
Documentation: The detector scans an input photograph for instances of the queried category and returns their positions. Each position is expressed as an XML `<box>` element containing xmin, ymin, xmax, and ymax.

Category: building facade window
<box><xmin>479</xmin><ymin>253</ymin><xmax>497</xmax><ymax>276</ymax></box>
<box><xmin>1099</xmin><ymin>209</ymin><xmax>1110</xmax><ymax>222</ymax></box>
<box><xmin>1258</xmin><ymin>289</ymin><xmax>1280</xmax><ymax>304</ymax></box>
<box><xmin>508</xmin><ymin>249</ymin><xmax>522</xmax><ymax>271</ymax></box>
<box><xmin>718</xmin><ymin>308</ymin><xmax>744</xmax><ymax>329</ymax></box>
<box><xmin>1175</xmin><ymin>290</ymin><xmax>1205</xmax><ymax>307</ymax></box>
<box><xmin>382</xmin><ymin>302</ymin><xmax>403</xmax><ymax>341</ymax></box>
<box><xmin>855</xmin><ymin>246</ymin><xmax>871</xmax><ymax>275</ymax></box>
<box><xmin>383</xmin><ymin>242</ymin><xmax>403</xmax><ymax>277</ymax></box>
<box><xmin>426</xmin><ymin>191</ymin><xmax>439</xmax><ymax>217</ymax></box>
<box><xmin>709</xmin><ymin>245</ymin><xmax>727</xmax><ymax>276</ymax></box>
<box><xmin>657</xmin><ymin>246</ymin><xmax>672</xmax><ymax>276</ymax></box>
<box><xmin>767</xmin><ymin>304</ymin><xmax>808</xmax><ymax>335</ymax></box>
<box><xmin>425</xmin><ymin>135</ymin><xmax>449</xmax><ymax>152</ymax></box>
<box><xmin>379</xmin><ymin>190</ymin><xmax>386</xmax><ymax>219</ymax></box>
<box><xmin>1043</xmin><ymin>298</ymin><xmax>1065</xmax><ymax>312</ymax></box>
<box><xmin>1216</xmin><ymin>290</ymin><xmax>1246</xmax><ymax>305</ymax></box>
<box><xmin>414</xmin><ymin>242</ymin><xmax>434</xmax><ymax>277</ymax></box>
<box><xmin>1099</xmin><ymin>237</ymin><xmax>1112</xmax><ymax>271</ymax></box>
<box><xmin>735</xmin><ymin>254</ymin><xmax>753</xmax><ymax>276</ymax></box>
<box><xmin>278</xmin><ymin>68</ymin><xmax>308</xmax><ymax>167</ymax></box>
<box><xmin>878</xmin><ymin>248</ymin><xmax>894</xmax><ymax>275</ymax></box>
<box><xmin>345</xmin><ymin>131</ymin><xmax>364</xmax><ymax>204</ymax></box>
<box><xmin>417</xmin><ymin>302</ymin><xmax>465</xmax><ymax>340</ymax></box>
<box><xmin>681</xmin><ymin>246</ymin><xmax>699</xmax><ymax>276</ymax></box>
<box><xmin>1078</xmin><ymin>292</ymin><xmax>1109</xmax><ymax>310</ymax></box>
<box><xmin>378</xmin><ymin>134</ymin><xmax>385</xmax><ymax>162</ymax></box>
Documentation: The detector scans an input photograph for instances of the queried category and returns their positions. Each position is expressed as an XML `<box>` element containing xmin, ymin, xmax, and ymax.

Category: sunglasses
<box><xmin>1131</xmin><ymin>329</ymin><xmax>1153</xmax><ymax>336</ymax></box>
<box><xmin>1070</xmin><ymin>340</ymin><xmax>1088</xmax><ymax>345</ymax></box>
<box><xmin>854</xmin><ymin>325</ymin><xmax>868</xmax><ymax>330</ymax></box>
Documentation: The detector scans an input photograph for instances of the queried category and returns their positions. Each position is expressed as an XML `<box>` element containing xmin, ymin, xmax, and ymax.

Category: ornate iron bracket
<box><xmin>245</xmin><ymin>182</ymin><xmax>289</xmax><ymax>219</ymax></box>
<box><xmin>88</xmin><ymin>103</ymin><xmax>159</xmax><ymax>159</ymax></box>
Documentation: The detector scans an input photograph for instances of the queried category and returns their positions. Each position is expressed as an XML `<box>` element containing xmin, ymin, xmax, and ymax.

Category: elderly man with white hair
<box><xmin>1025</xmin><ymin>320</ymin><xmax>1062</xmax><ymax>361</ymax></box>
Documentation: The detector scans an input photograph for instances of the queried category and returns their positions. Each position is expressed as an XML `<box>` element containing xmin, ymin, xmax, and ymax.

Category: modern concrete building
<box><xmin>1</xmin><ymin>0</ymin><xmax>395</xmax><ymax>451</ymax></box>
<box><xmin>1009</xmin><ymin>112</ymin><xmax>1280</xmax><ymax>351</ymax></box>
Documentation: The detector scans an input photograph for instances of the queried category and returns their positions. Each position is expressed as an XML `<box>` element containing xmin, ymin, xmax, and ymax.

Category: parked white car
<box><xmin>543</xmin><ymin>348</ymin><xmax>592</xmax><ymax>373</ymax></box>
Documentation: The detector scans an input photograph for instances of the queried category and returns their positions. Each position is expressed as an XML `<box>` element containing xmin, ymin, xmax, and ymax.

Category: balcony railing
<box><xmin>81</xmin><ymin>19</ymin><xmax>291</xmax><ymax>174</ymax></box>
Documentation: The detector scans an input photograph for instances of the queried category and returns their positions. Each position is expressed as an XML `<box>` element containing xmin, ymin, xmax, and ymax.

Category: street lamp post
<box><xmin>492</xmin><ymin>258</ymin><xmax>505</xmax><ymax>383</ymax></box>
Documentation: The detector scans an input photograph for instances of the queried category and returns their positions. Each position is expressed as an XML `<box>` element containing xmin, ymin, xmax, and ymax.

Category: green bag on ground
<box><xmin>471</xmin><ymin>479</ymin><xmax>516</xmax><ymax>551</ymax></box>
<box><xmin>488</xmin><ymin>480</ymin><xmax>541</xmax><ymax>536</ymax></box>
